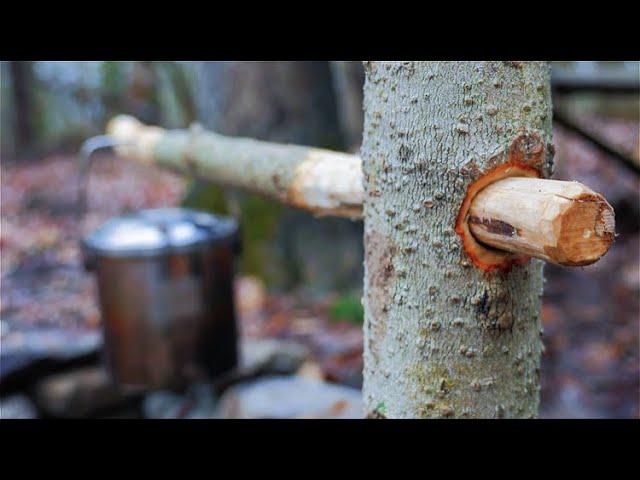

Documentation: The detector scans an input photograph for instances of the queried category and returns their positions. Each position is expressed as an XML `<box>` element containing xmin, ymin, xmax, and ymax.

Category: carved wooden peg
<box><xmin>460</xmin><ymin>176</ymin><xmax>615</xmax><ymax>269</ymax></box>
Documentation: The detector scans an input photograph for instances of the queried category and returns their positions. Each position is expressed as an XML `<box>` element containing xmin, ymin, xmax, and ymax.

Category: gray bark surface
<box><xmin>361</xmin><ymin>61</ymin><xmax>553</xmax><ymax>418</ymax></box>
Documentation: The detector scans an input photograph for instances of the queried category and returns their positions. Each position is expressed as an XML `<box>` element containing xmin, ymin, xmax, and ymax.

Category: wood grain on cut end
<box><xmin>468</xmin><ymin>178</ymin><xmax>615</xmax><ymax>267</ymax></box>
<box><xmin>544</xmin><ymin>193</ymin><xmax>615</xmax><ymax>266</ymax></box>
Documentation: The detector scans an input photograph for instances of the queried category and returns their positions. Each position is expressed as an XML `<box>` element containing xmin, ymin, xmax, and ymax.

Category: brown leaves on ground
<box><xmin>236</xmin><ymin>276</ymin><xmax>363</xmax><ymax>386</ymax></box>
<box><xmin>1</xmin><ymin>154</ymin><xmax>185</xmax><ymax>330</ymax></box>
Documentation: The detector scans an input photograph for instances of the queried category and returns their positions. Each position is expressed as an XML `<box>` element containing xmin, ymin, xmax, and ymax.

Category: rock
<box><xmin>215</xmin><ymin>376</ymin><xmax>363</xmax><ymax>419</ymax></box>
<box><xmin>0</xmin><ymin>394</ymin><xmax>38</xmax><ymax>419</ymax></box>
<box><xmin>213</xmin><ymin>338</ymin><xmax>310</xmax><ymax>392</ymax></box>
<box><xmin>143</xmin><ymin>383</ymin><xmax>217</xmax><ymax>419</ymax></box>
<box><xmin>143</xmin><ymin>391</ymin><xmax>185</xmax><ymax>419</ymax></box>
<box><xmin>0</xmin><ymin>328</ymin><xmax>102</xmax><ymax>395</ymax></box>
<box><xmin>143</xmin><ymin>339</ymin><xmax>314</xmax><ymax>418</ymax></box>
<box><xmin>33</xmin><ymin>366</ymin><xmax>137</xmax><ymax>418</ymax></box>
<box><xmin>239</xmin><ymin>338</ymin><xmax>310</xmax><ymax>376</ymax></box>
<box><xmin>296</xmin><ymin>361</ymin><xmax>325</xmax><ymax>380</ymax></box>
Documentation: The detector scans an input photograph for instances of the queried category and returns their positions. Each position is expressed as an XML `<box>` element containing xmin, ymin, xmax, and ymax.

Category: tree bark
<box><xmin>361</xmin><ymin>61</ymin><xmax>554</xmax><ymax>418</ymax></box>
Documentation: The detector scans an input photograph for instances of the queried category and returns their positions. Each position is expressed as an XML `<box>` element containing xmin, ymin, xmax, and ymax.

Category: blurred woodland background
<box><xmin>0</xmin><ymin>61</ymin><xmax>638</xmax><ymax>418</ymax></box>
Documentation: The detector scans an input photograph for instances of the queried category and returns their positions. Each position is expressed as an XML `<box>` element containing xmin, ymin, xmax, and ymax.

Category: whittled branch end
<box><xmin>463</xmin><ymin>176</ymin><xmax>615</xmax><ymax>269</ymax></box>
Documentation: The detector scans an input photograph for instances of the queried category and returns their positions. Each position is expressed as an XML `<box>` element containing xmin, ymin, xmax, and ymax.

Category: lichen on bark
<box><xmin>361</xmin><ymin>61</ymin><xmax>553</xmax><ymax>418</ymax></box>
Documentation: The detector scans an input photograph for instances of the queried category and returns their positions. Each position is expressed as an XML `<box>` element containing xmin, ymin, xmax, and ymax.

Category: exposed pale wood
<box><xmin>106</xmin><ymin>115</ymin><xmax>364</xmax><ymax>219</ymax></box>
<box><xmin>468</xmin><ymin>177</ymin><xmax>615</xmax><ymax>266</ymax></box>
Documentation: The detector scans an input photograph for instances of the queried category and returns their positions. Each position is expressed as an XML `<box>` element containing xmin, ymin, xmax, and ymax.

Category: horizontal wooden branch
<box><xmin>468</xmin><ymin>177</ymin><xmax>615</xmax><ymax>266</ymax></box>
<box><xmin>106</xmin><ymin>115</ymin><xmax>364</xmax><ymax>219</ymax></box>
<box><xmin>106</xmin><ymin>116</ymin><xmax>615</xmax><ymax>267</ymax></box>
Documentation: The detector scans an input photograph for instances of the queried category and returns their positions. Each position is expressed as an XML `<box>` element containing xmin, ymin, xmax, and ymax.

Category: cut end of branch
<box><xmin>543</xmin><ymin>192</ymin><xmax>615</xmax><ymax>266</ymax></box>
<box><xmin>455</xmin><ymin>161</ymin><xmax>541</xmax><ymax>272</ymax></box>
<box><xmin>106</xmin><ymin>115</ymin><xmax>164</xmax><ymax>163</ymax></box>
<box><xmin>465</xmin><ymin>177</ymin><xmax>616</xmax><ymax>268</ymax></box>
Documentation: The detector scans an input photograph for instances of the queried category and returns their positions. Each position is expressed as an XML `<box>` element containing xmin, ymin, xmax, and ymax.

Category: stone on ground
<box><xmin>0</xmin><ymin>394</ymin><xmax>38</xmax><ymax>419</ymax></box>
<box><xmin>215</xmin><ymin>376</ymin><xmax>363</xmax><ymax>419</ymax></box>
<box><xmin>33</xmin><ymin>366</ymin><xmax>135</xmax><ymax>418</ymax></box>
<box><xmin>239</xmin><ymin>338</ymin><xmax>310</xmax><ymax>376</ymax></box>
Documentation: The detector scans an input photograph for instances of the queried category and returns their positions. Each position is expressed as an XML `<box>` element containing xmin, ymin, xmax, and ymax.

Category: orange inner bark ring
<box><xmin>455</xmin><ymin>162</ymin><xmax>541</xmax><ymax>272</ymax></box>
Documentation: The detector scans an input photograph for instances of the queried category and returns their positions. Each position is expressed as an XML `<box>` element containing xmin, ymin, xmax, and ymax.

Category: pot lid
<box><xmin>83</xmin><ymin>208</ymin><xmax>238</xmax><ymax>257</ymax></box>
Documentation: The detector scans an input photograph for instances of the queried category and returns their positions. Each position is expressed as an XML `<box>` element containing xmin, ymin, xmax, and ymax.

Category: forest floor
<box><xmin>1</xmin><ymin>117</ymin><xmax>638</xmax><ymax>418</ymax></box>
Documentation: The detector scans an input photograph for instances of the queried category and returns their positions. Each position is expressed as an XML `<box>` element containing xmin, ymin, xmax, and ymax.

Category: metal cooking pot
<box><xmin>82</xmin><ymin>208</ymin><xmax>240</xmax><ymax>391</ymax></box>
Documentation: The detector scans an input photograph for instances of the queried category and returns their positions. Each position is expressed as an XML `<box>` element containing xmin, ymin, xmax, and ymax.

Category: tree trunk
<box><xmin>361</xmin><ymin>61</ymin><xmax>554</xmax><ymax>419</ymax></box>
<box><xmin>9</xmin><ymin>61</ymin><xmax>35</xmax><ymax>158</ymax></box>
<box><xmin>330</xmin><ymin>61</ymin><xmax>365</xmax><ymax>152</ymax></box>
<box><xmin>192</xmin><ymin>61</ymin><xmax>344</xmax><ymax>148</ymax></box>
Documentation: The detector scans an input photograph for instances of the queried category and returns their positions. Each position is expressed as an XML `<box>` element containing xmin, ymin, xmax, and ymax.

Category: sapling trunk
<box><xmin>361</xmin><ymin>61</ymin><xmax>554</xmax><ymax>418</ymax></box>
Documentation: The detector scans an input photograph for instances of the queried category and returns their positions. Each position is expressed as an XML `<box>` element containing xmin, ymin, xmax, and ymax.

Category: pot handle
<box><xmin>77</xmin><ymin>135</ymin><xmax>131</xmax><ymax>269</ymax></box>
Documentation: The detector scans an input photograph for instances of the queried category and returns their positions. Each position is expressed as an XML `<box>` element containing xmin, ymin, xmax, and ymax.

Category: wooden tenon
<box><xmin>466</xmin><ymin>177</ymin><xmax>615</xmax><ymax>266</ymax></box>
<box><xmin>106</xmin><ymin>115</ymin><xmax>616</xmax><ymax>269</ymax></box>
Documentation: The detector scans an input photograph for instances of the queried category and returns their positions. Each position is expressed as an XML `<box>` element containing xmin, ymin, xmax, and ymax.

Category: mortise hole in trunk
<box><xmin>455</xmin><ymin>161</ymin><xmax>541</xmax><ymax>272</ymax></box>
